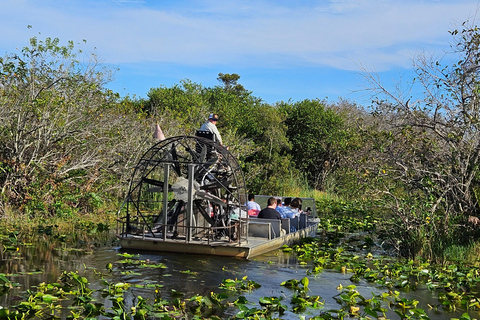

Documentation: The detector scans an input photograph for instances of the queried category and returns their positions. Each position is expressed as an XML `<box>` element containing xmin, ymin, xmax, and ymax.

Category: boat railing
<box><xmin>116</xmin><ymin>216</ymin><xmax>244</xmax><ymax>246</ymax></box>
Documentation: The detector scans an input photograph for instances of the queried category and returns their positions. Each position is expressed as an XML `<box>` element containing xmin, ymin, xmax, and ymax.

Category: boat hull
<box><xmin>118</xmin><ymin>223</ymin><xmax>318</xmax><ymax>259</ymax></box>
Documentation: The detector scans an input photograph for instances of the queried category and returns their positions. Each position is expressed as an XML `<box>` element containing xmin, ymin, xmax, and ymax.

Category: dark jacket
<box><xmin>258</xmin><ymin>207</ymin><xmax>281</xmax><ymax>219</ymax></box>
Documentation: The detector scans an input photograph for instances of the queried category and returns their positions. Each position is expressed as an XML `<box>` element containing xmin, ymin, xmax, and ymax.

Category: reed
<box><xmin>442</xmin><ymin>241</ymin><xmax>480</xmax><ymax>266</ymax></box>
<box><xmin>0</xmin><ymin>205</ymin><xmax>117</xmax><ymax>245</ymax></box>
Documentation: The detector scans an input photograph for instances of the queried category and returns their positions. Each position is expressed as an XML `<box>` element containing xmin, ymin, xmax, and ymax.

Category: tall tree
<box><xmin>363</xmin><ymin>21</ymin><xmax>480</xmax><ymax>258</ymax></box>
<box><xmin>146</xmin><ymin>79</ymin><xmax>208</xmax><ymax>133</ymax></box>
<box><xmin>282</xmin><ymin>99</ymin><xmax>351</xmax><ymax>190</ymax></box>
<box><xmin>0</xmin><ymin>37</ymin><xmax>154</xmax><ymax>215</ymax></box>
<box><xmin>217</xmin><ymin>72</ymin><xmax>245</xmax><ymax>94</ymax></box>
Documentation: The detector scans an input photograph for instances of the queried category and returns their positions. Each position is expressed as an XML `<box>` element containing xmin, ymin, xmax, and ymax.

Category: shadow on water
<box><xmin>0</xmin><ymin>233</ymin><xmax>477</xmax><ymax>319</ymax></box>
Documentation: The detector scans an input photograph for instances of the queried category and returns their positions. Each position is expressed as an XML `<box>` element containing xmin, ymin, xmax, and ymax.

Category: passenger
<box><xmin>246</xmin><ymin>193</ymin><xmax>261</xmax><ymax>217</ymax></box>
<box><xmin>283</xmin><ymin>197</ymin><xmax>292</xmax><ymax>208</ymax></box>
<box><xmin>290</xmin><ymin>198</ymin><xmax>302</xmax><ymax>217</ymax></box>
<box><xmin>275</xmin><ymin>198</ymin><xmax>289</xmax><ymax>218</ymax></box>
<box><xmin>293</xmin><ymin>197</ymin><xmax>303</xmax><ymax>213</ymax></box>
<box><xmin>199</xmin><ymin>113</ymin><xmax>223</xmax><ymax>146</ymax></box>
<box><xmin>280</xmin><ymin>197</ymin><xmax>297</xmax><ymax>219</ymax></box>
<box><xmin>275</xmin><ymin>198</ymin><xmax>282</xmax><ymax>211</ymax></box>
<box><xmin>246</xmin><ymin>194</ymin><xmax>261</xmax><ymax>211</ymax></box>
<box><xmin>258</xmin><ymin>197</ymin><xmax>281</xmax><ymax>219</ymax></box>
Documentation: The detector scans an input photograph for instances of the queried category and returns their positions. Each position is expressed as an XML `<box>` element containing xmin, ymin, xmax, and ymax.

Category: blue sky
<box><xmin>1</xmin><ymin>0</ymin><xmax>479</xmax><ymax>105</ymax></box>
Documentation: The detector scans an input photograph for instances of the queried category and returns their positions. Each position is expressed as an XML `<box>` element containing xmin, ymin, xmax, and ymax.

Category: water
<box><xmin>0</xmin><ymin>235</ymin><xmax>476</xmax><ymax>319</ymax></box>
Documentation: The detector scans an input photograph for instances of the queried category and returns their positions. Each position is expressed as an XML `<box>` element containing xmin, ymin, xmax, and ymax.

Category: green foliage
<box><xmin>11</xmin><ymin>27</ymin><xmax>480</xmax><ymax>265</ymax></box>
<box><xmin>217</xmin><ymin>72</ymin><xmax>245</xmax><ymax>93</ymax></box>
<box><xmin>0</xmin><ymin>35</ymin><xmax>365</xmax><ymax>220</ymax></box>
<box><xmin>280</xmin><ymin>277</ymin><xmax>323</xmax><ymax>313</ymax></box>
<box><xmin>281</xmin><ymin>99</ymin><xmax>358</xmax><ymax>191</ymax></box>
<box><xmin>0</xmin><ymin>36</ymin><xmax>161</xmax><ymax>217</ymax></box>
<box><xmin>356</xmin><ymin>20</ymin><xmax>480</xmax><ymax>260</ymax></box>
<box><xmin>219</xmin><ymin>276</ymin><xmax>261</xmax><ymax>292</ymax></box>
<box><xmin>0</xmin><ymin>273</ymin><xmax>20</xmax><ymax>296</ymax></box>
<box><xmin>146</xmin><ymin>79</ymin><xmax>208</xmax><ymax>132</ymax></box>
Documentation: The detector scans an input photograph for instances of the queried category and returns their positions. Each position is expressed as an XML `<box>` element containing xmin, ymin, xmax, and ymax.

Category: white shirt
<box><xmin>200</xmin><ymin>120</ymin><xmax>223</xmax><ymax>144</ymax></box>
<box><xmin>246</xmin><ymin>200</ymin><xmax>261</xmax><ymax>211</ymax></box>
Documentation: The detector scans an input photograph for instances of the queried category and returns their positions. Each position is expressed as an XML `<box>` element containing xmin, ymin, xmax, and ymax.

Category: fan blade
<box><xmin>142</xmin><ymin>177</ymin><xmax>164</xmax><ymax>186</ymax></box>
<box><xmin>194</xmin><ymin>200</ymin><xmax>215</xmax><ymax>225</ymax></box>
<box><xmin>195</xmin><ymin>190</ymin><xmax>226</xmax><ymax>207</ymax></box>
<box><xmin>146</xmin><ymin>186</ymin><xmax>163</xmax><ymax>193</ymax></box>
<box><xmin>142</xmin><ymin>177</ymin><xmax>171</xmax><ymax>193</ymax></box>
<box><xmin>200</xmin><ymin>178</ymin><xmax>233</xmax><ymax>191</ymax></box>
<box><xmin>194</xmin><ymin>157</ymin><xmax>219</xmax><ymax>181</ymax></box>
<box><xmin>198</xmin><ymin>144</ymin><xmax>207</xmax><ymax>162</ymax></box>
<box><xmin>168</xmin><ymin>200</ymin><xmax>184</xmax><ymax>225</ymax></box>
<box><xmin>186</xmin><ymin>142</ymin><xmax>206</xmax><ymax>163</ymax></box>
<box><xmin>166</xmin><ymin>144</ymin><xmax>181</xmax><ymax>175</ymax></box>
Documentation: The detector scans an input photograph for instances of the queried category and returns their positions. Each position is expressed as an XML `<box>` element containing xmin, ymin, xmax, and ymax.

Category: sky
<box><xmin>1</xmin><ymin>0</ymin><xmax>479</xmax><ymax>106</ymax></box>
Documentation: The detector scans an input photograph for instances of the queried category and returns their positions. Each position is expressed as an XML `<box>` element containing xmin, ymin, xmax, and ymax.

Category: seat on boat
<box><xmin>249</xmin><ymin>218</ymin><xmax>282</xmax><ymax>238</ymax></box>
<box><xmin>195</xmin><ymin>130</ymin><xmax>216</xmax><ymax>157</ymax></box>
<box><xmin>195</xmin><ymin>130</ymin><xmax>216</xmax><ymax>141</ymax></box>
<box><xmin>248</xmin><ymin>222</ymin><xmax>272</xmax><ymax>239</ymax></box>
<box><xmin>299</xmin><ymin>213</ymin><xmax>307</xmax><ymax>229</ymax></box>
<box><xmin>290</xmin><ymin>216</ymin><xmax>299</xmax><ymax>231</ymax></box>
<box><xmin>281</xmin><ymin>218</ymin><xmax>291</xmax><ymax>234</ymax></box>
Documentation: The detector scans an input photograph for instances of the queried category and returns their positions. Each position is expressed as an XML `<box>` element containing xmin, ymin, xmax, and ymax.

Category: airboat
<box><xmin>116</xmin><ymin>134</ymin><xmax>319</xmax><ymax>259</ymax></box>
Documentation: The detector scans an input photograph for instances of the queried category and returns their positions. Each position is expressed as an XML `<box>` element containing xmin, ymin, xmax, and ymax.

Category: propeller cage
<box><xmin>117</xmin><ymin>136</ymin><xmax>248</xmax><ymax>244</ymax></box>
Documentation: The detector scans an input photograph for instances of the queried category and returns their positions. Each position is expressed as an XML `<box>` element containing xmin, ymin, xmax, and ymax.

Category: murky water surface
<box><xmin>0</xmin><ymin>235</ymin><xmax>477</xmax><ymax>319</ymax></box>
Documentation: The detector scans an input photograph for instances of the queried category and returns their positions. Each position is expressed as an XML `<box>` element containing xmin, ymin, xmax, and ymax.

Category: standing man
<box><xmin>258</xmin><ymin>197</ymin><xmax>281</xmax><ymax>219</ymax></box>
<box><xmin>200</xmin><ymin>113</ymin><xmax>223</xmax><ymax>146</ymax></box>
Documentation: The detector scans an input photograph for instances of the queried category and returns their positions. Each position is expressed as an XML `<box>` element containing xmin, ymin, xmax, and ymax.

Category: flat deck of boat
<box><xmin>118</xmin><ymin>224</ymin><xmax>317</xmax><ymax>259</ymax></box>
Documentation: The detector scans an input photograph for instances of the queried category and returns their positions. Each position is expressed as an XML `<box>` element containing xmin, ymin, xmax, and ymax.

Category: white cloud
<box><xmin>0</xmin><ymin>0</ymin><xmax>478</xmax><ymax>72</ymax></box>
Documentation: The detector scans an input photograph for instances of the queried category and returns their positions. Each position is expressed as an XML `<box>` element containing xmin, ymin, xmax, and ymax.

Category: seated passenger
<box><xmin>199</xmin><ymin>113</ymin><xmax>224</xmax><ymax>146</ymax></box>
<box><xmin>246</xmin><ymin>194</ymin><xmax>261</xmax><ymax>211</ymax></box>
<box><xmin>275</xmin><ymin>198</ymin><xmax>283</xmax><ymax>212</ymax></box>
<box><xmin>276</xmin><ymin>197</ymin><xmax>289</xmax><ymax>218</ymax></box>
<box><xmin>289</xmin><ymin>198</ymin><xmax>302</xmax><ymax>217</ymax></box>
<box><xmin>293</xmin><ymin>197</ymin><xmax>303</xmax><ymax>214</ymax></box>
<box><xmin>281</xmin><ymin>197</ymin><xmax>301</xmax><ymax>219</ymax></box>
<box><xmin>258</xmin><ymin>197</ymin><xmax>281</xmax><ymax>219</ymax></box>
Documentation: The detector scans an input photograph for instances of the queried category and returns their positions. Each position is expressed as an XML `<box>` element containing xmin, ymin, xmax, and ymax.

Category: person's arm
<box><xmin>209</xmin><ymin>123</ymin><xmax>223</xmax><ymax>145</ymax></box>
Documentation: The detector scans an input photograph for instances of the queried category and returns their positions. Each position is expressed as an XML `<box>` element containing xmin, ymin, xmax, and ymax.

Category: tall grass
<box><xmin>442</xmin><ymin>242</ymin><xmax>480</xmax><ymax>266</ymax></box>
<box><xmin>271</xmin><ymin>172</ymin><xmax>339</xmax><ymax>202</ymax></box>
<box><xmin>0</xmin><ymin>203</ymin><xmax>117</xmax><ymax>246</ymax></box>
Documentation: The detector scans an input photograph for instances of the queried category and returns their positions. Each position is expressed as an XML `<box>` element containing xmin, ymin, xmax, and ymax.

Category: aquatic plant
<box><xmin>0</xmin><ymin>273</ymin><xmax>20</xmax><ymax>295</ymax></box>
<box><xmin>219</xmin><ymin>276</ymin><xmax>261</xmax><ymax>292</ymax></box>
<box><xmin>281</xmin><ymin>277</ymin><xmax>324</xmax><ymax>313</ymax></box>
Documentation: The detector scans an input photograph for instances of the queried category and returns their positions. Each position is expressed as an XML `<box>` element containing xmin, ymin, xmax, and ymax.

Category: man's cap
<box><xmin>208</xmin><ymin>113</ymin><xmax>219</xmax><ymax>121</ymax></box>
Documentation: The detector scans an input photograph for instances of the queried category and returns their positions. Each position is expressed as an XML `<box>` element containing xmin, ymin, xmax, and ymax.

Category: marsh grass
<box><xmin>443</xmin><ymin>242</ymin><xmax>480</xmax><ymax>266</ymax></box>
<box><xmin>0</xmin><ymin>205</ymin><xmax>117</xmax><ymax>246</ymax></box>
<box><xmin>298</xmin><ymin>188</ymin><xmax>338</xmax><ymax>201</ymax></box>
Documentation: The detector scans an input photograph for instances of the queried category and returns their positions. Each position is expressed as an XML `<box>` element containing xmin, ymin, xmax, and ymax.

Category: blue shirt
<box><xmin>280</xmin><ymin>206</ymin><xmax>297</xmax><ymax>219</ymax></box>
<box><xmin>276</xmin><ymin>206</ymin><xmax>292</xmax><ymax>218</ymax></box>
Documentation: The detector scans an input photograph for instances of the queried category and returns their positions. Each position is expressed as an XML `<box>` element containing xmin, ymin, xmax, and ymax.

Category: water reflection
<box><xmin>0</xmin><ymin>239</ymin><xmax>476</xmax><ymax>319</ymax></box>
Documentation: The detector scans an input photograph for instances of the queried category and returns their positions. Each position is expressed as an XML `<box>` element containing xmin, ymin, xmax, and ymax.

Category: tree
<box><xmin>144</xmin><ymin>75</ymin><xmax>299</xmax><ymax>195</ymax></box>
<box><xmin>217</xmin><ymin>73</ymin><xmax>246</xmax><ymax>94</ymax></box>
<box><xmin>243</xmin><ymin>104</ymin><xmax>295</xmax><ymax>195</ymax></box>
<box><xmin>145</xmin><ymin>79</ymin><xmax>208</xmax><ymax>133</ymax></box>
<box><xmin>281</xmin><ymin>99</ymin><xmax>353</xmax><ymax>191</ymax></box>
<box><xmin>363</xmin><ymin>21</ymin><xmax>480</xmax><ymax>258</ymax></box>
<box><xmin>0</xmin><ymin>36</ymin><xmax>155</xmax><ymax>216</ymax></box>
